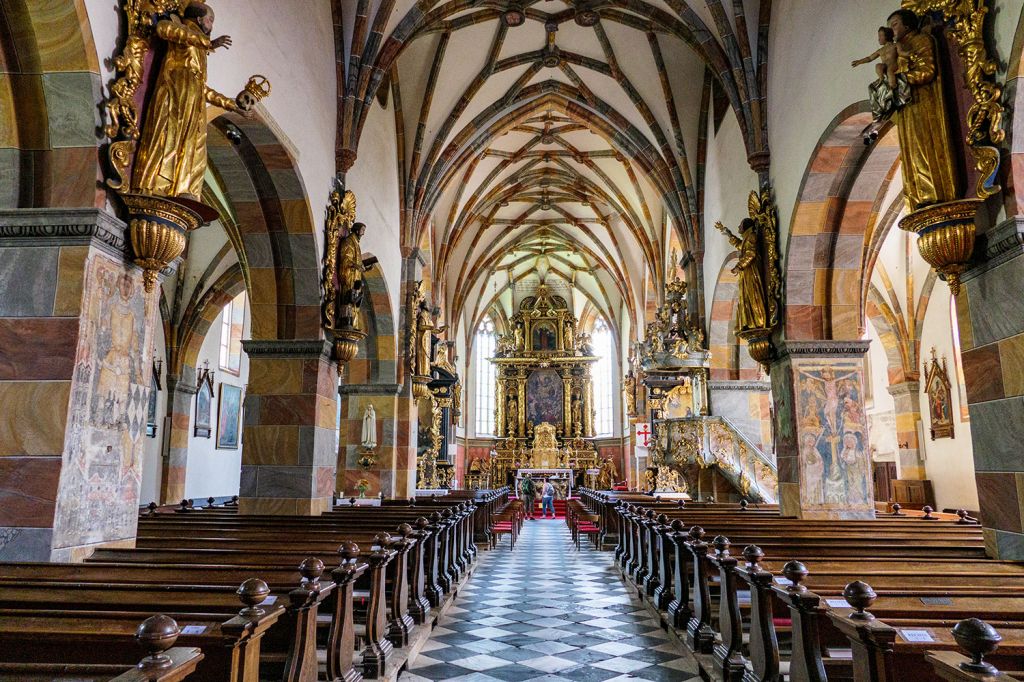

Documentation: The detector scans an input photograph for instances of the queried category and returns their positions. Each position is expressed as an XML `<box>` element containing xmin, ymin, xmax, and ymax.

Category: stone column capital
<box><xmin>241</xmin><ymin>338</ymin><xmax>333</xmax><ymax>361</ymax></box>
<box><xmin>886</xmin><ymin>381</ymin><xmax>920</xmax><ymax>398</ymax></box>
<box><xmin>339</xmin><ymin>383</ymin><xmax>402</xmax><ymax>396</ymax></box>
<box><xmin>775</xmin><ymin>339</ymin><xmax>871</xmax><ymax>360</ymax></box>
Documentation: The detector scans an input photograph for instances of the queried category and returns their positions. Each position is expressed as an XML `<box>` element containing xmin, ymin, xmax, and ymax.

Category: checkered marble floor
<box><xmin>399</xmin><ymin>519</ymin><xmax>699</xmax><ymax>681</ymax></box>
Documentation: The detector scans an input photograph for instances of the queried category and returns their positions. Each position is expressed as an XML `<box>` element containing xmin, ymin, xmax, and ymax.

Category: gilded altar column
<box><xmin>495</xmin><ymin>373</ymin><xmax>505</xmax><ymax>438</ymax></box>
<box><xmin>516</xmin><ymin>375</ymin><xmax>526</xmax><ymax>438</ymax></box>
<box><xmin>585</xmin><ymin>377</ymin><xmax>594</xmax><ymax>437</ymax></box>
<box><xmin>561</xmin><ymin>370</ymin><xmax>573</xmax><ymax>438</ymax></box>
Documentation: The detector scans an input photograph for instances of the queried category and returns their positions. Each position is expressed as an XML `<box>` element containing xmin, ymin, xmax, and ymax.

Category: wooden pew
<box><xmin>0</xmin><ymin>614</ymin><xmax>203</xmax><ymax>682</ymax></box>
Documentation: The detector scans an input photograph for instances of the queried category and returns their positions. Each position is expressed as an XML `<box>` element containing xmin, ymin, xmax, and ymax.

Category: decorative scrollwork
<box><xmin>902</xmin><ymin>0</ymin><xmax>1005</xmax><ymax>197</ymax></box>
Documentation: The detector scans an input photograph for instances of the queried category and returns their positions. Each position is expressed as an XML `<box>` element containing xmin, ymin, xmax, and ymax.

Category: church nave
<box><xmin>401</xmin><ymin>521</ymin><xmax>698</xmax><ymax>682</ymax></box>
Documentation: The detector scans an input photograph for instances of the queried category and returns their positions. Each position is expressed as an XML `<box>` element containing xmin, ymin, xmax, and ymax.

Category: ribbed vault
<box><xmin>334</xmin><ymin>0</ymin><xmax>770</xmax><ymax>342</ymax></box>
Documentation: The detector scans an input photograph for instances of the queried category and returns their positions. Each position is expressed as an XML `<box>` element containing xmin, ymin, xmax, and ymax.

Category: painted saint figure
<box><xmin>133</xmin><ymin>2</ymin><xmax>255</xmax><ymax>199</ymax></box>
<box><xmin>716</xmin><ymin>218</ymin><xmax>768</xmax><ymax>332</ymax></box>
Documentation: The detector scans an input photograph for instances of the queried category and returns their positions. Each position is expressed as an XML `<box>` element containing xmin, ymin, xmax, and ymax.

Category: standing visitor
<box><xmin>521</xmin><ymin>475</ymin><xmax>537</xmax><ymax>520</ymax></box>
<box><xmin>541</xmin><ymin>478</ymin><xmax>556</xmax><ymax>519</ymax></box>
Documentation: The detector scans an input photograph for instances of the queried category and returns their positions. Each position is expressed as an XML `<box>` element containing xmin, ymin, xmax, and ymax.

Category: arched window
<box><xmin>475</xmin><ymin>317</ymin><xmax>497</xmax><ymax>436</ymax></box>
<box><xmin>592</xmin><ymin>318</ymin><xmax>614</xmax><ymax>436</ymax></box>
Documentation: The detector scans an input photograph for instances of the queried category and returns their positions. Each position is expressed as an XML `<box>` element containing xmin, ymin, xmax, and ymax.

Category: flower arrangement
<box><xmin>356</xmin><ymin>478</ymin><xmax>370</xmax><ymax>498</ymax></box>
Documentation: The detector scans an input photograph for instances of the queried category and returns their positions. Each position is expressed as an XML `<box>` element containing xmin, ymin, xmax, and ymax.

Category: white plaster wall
<box><xmin>183</xmin><ymin>299</ymin><xmax>251</xmax><ymax>499</ymax></box>
<box><xmin>919</xmin><ymin>285</ymin><xmax>977</xmax><ymax>512</ymax></box>
<box><xmin>863</xmin><ymin>321</ymin><xmax>897</xmax><ymax>463</ymax></box>
<box><xmin>346</xmin><ymin>102</ymin><xmax>404</xmax><ymax>329</ymax></box>
<box><xmin>139</xmin><ymin>322</ymin><xmax>167</xmax><ymax>506</ymax></box>
<box><xmin>768</xmin><ymin>0</ymin><xmax>910</xmax><ymax>257</ymax></box>
<box><xmin>702</xmin><ymin>108</ymin><xmax>759</xmax><ymax>316</ymax></box>
<box><xmin>84</xmin><ymin>0</ymin><xmax>338</xmax><ymax>238</ymax></box>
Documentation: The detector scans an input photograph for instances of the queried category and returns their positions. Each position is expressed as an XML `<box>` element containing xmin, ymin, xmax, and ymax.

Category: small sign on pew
<box><xmin>899</xmin><ymin>629</ymin><xmax>935</xmax><ymax>643</ymax></box>
<box><xmin>181</xmin><ymin>625</ymin><xmax>207</xmax><ymax>635</ymax></box>
<box><xmin>773</xmin><ymin>576</ymin><xmax>792</xmax><ymax>586</ymax></box>
<box><xmin>260</xmin><ymin>595</ymin><xmax>277</xmax><ymax>605</ymax></box>
<box><xmin>825</xmin><ymin>598</ymin><xmax>852</xmax><ymax>608</ymax></box>
<box><xmin>920</xmin><ymin>596</ymin><xmax>953</xmax><ymax>605</ymax></box>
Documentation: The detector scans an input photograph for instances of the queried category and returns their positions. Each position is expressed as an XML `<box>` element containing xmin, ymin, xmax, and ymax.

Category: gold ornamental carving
<box><xmin>320</xmin><ymin>189</ymin><xmax>368</xmax><ymax>370</ymax></box>
<box><xmin>104</xmin><ymin>0</ymin><xmax>270</xmax><ymax>290</ymax></box>
<box><xmin>890</xmin><ymin>2</ymin><xmax>1005</xmax><ymax>294</ymax></box>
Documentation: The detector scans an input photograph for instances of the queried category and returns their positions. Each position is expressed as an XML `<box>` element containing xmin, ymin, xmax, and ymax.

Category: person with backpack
<box><xmin>541</xmin><ymin>478</ymin><xmax>556</xmax><ymax>518</ymax></box>
<box><xmin>520</xmin><ymin>475</ymin><xmax>537</xmax><ymax>520</ymax></box>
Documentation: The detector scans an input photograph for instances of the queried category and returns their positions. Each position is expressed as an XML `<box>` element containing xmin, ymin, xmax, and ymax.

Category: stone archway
<box><xmin>0</xmin><ymin>0</ymin><xmax>102</xmax><ymax>209</ymax></box>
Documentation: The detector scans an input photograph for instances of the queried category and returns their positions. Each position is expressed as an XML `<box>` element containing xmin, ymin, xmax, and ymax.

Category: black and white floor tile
<box><xmin>399</xmin><ymin>519</ymin><xmax>699</xmax><ymax>682</ymax></box>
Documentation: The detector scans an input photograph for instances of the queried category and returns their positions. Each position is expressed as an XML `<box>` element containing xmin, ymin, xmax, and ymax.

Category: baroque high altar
<box><xmin>488</xmin><ymin>286</ymin><xmax>599</xmax><ymax>485</ymax></box>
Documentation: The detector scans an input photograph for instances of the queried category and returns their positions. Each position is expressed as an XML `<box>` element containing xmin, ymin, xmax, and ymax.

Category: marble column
<box><xmin>395</xmin><ymin>387</ymin><xmax>419</xmax><ymax>497</ymax></box>
<box><xmin>770</xmin><ymin>340</ymin><xmax>875</xmax><ymax>519</ymax></box>
<box><xmin>337</xmin><ymin>383</ymin><xmax>400</xmax><ymax>498</ymax></box>
<box><xmin>239</xmin><ymin>339</ymin><xmax>338</xmax><ymax>515</ymax></box>
<box><xmin>0</xmin><ymin>209</ymin><xmax>159</xmax><ymax>561</ymax></box>
<box><xmin>956</xmin><ymin>216</ymin><xmax>1024</xmax><ymax>558</ymax></box>
<box><xmin>160</xmin><ymin>369</ymin><xmax>197</xmax><ymax>504</ymax></box>
<box><xmin>886</xmin><ymin>381</ymin><xmax>925</xmax><ymax>480</ymax></box>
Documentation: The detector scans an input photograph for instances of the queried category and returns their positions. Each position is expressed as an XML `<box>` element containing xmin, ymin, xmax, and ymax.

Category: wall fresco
<box><xmin>51</xmin><ymin>254</ymin><xmax>156</xmax><ymax>556</ymax></box>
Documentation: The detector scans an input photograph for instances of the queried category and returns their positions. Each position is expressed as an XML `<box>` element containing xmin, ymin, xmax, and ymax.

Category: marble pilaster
<box><xmin>957</xmin><ymin>215</ymin><xmax>1024</xmax><ymax>558</ymax></box>
<box><xmin>239</xmin><ymin>339</ymin><xmax>338</xmax><ymax>515</ymax></box>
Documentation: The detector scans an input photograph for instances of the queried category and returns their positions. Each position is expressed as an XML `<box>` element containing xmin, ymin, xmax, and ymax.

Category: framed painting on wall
<box><xmin>217</xmin><ymin>383</ymin><xmax>243</xmax><ymax>449</ymax></box>
<box><xmin>194</xmin><ymin>382</ymin><xmax>212</xmax><ymax>438</ymax></box>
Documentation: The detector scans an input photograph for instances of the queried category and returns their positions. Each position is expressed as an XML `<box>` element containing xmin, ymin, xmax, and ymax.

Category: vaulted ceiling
<box><xmin>334</xmin><ymin>0</ymin><xmax>770</xmax><ymax>341</ymax></box>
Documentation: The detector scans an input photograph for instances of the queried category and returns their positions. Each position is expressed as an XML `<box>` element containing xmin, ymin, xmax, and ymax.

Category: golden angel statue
<box><xmin>128</xmin><ymin>2</ymin><xmax>269</xmax><ymax>199</ymax></box>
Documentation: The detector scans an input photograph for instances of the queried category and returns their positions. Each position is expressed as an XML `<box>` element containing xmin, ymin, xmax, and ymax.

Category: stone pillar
<box><xmin>770</xmin><ymin>341</ymin><xmax>875</xmax><ymax>519</ymax></box>
<box><xmin>886</xmin><ymin>381</ymin><xmax>925</xmax><ymax>479</ymax></box>
<box><xmin>0</xmin><ymin>209</ymin><xmax>158</xmax><ymax>561</ymax></box>
<box><xmin>240</xmin><ymin>340</ymin><xmax>338</xmax><ymax>515</ymax></box>
<box><xmin>956</xmin><ymin>216</ymin><xmax>1024</xmax><ymax>558</ymax></box>
<box><xmin>337</xmin><ymin>383</ymin><xmax>400</xmax><ymax>498</ymax></box>
<box><xmin>395</xmin><ymin>388</ymin><xmax>419</xmax><ymax>497</ymax></box>
<box><xmin>160</xmin><ymin>369</ymin><xmax>196</xmax><ymax>504</ymax></box>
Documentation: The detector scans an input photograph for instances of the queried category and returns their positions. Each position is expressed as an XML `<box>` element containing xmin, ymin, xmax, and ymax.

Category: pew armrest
<box><xmin>926</xmin><ymin>650</ymin><xmax>1022</xmax><ymax>682</ymax></box>
<box><xmin>110</xmin><ymin>647</ymin><xmax>204</xmax><ymax>682</ymax></box>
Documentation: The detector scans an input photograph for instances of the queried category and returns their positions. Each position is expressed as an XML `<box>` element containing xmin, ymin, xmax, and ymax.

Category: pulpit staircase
<box><xmin>655</xmin><ymin>416</ymin><xmax>778</xmax><ymax>503</ymax></box>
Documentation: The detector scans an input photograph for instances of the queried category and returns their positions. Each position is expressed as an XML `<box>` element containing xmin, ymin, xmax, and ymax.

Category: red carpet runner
<box><xmin>511</xmin><ymin>496</ymin><xmax>571</xmax><ymax>519</ymax></box>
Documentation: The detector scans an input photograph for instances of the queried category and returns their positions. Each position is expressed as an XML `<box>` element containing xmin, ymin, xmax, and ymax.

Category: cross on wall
<box><xmin>637</xmin><ymin>423</ymin><xmax>651</xmax><ymax>447</ymax></box>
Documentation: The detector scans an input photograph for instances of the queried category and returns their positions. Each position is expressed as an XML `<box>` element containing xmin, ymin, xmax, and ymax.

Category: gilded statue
<box><xmin>623</xmin><ymin>371</ymin><xmax>637</xmax><ymax>417</ymax></box>
<box><xmin>888</xmin><ymin>9</ymin><xmax>958</xmax><ymax>210</ymax></box>
<box><xmin>513</xmin><ymin>327</ymin><xmax>524</xmax><ymax>352</ymax></box>
<box><xmin>564</xmin><ymin>319</ymin><xmax>576</xmax><ymax>351</ymax></box>
<box><xmin>131</xmin><ymin>3</ymin><xmax>264</xmax><ymax>199</ymax></box>
<box><xmin>853</xmin><ymin>25</ymin><xmax>911</xmax><ymax>141</ymax></box>
<box><xmin>716</xmin><ymin>217</ymin><xmax>768</xmax><ymax>332</ymax></box>
<box><xmin>452</xmin><ymin>381</ymin><xmax>462</xmax><ymax>417</ymax></box>
<box><xmin>506</xmin><ymin>395</ymin><xmax>518</xmax><ymax>436</ymax></box>
<box><xmin>415</xmin><ymin>301</ymin><xmax>434</xmax><ymax>376</ymax></box>
<box><xmin>597</xmin><ymin>456</ymin><xmax>618</xmax><ymax>490</ymax></box>
<box><xmin>338</xmin><ymin>222</ymin><xmax>370</xmax><ymax>330</ymax></box>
